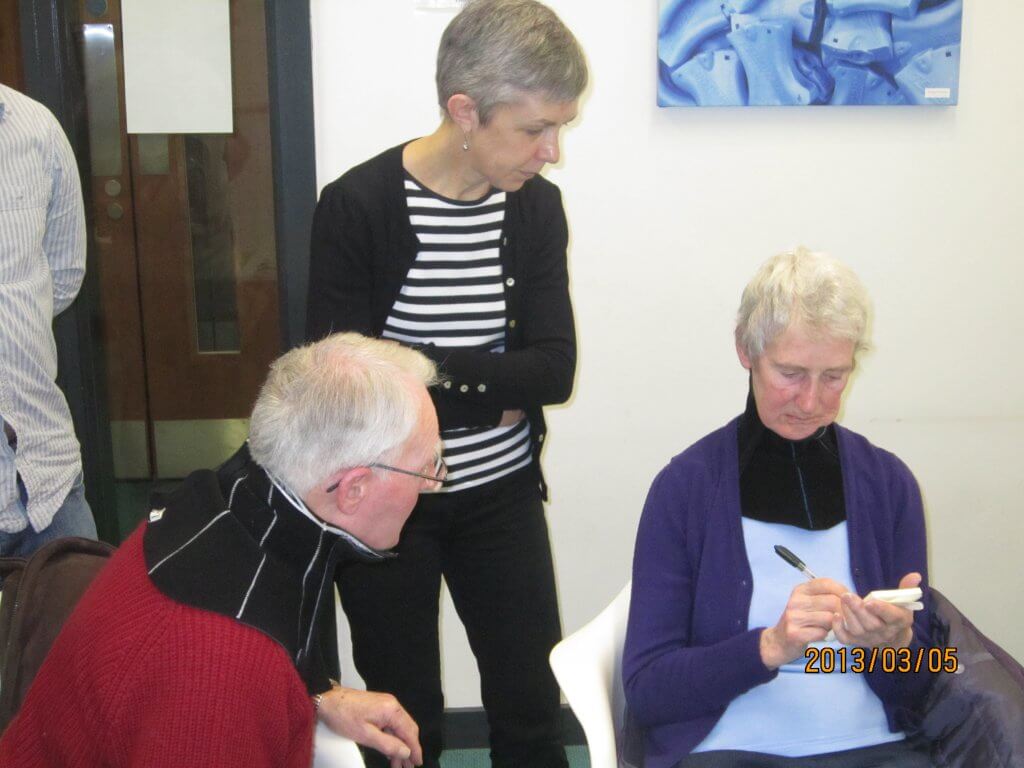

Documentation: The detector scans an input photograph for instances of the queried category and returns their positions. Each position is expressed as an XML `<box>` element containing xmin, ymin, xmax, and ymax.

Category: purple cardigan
<box><xmin>623</xmin><ymin>418</ymin><xmax>933</xmax><ymax>768</ymax></box>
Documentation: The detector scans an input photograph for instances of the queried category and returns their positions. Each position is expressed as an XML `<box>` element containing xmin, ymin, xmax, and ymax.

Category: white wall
<box><xmin>312</xmin><ymin>1</ymin><xmax>1024</xmax><ymax>707</ymax></box>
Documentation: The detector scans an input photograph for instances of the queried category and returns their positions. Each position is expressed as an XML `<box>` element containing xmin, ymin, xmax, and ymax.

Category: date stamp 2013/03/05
<box><xmin>804</xmin><ymin>646</ymin><xmax>958</xmax><ymax>674</ymax></box>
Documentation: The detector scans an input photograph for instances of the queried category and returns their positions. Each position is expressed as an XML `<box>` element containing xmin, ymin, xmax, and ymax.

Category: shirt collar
<box><xmin>142</xmin><ymin>444</ymin><xmax>389</xmax><ymax>693</ymax></box>
<box><xmin>263</xmin><ymin>466</ymin><xmax>389</xmax><ymax>561</ymax></box>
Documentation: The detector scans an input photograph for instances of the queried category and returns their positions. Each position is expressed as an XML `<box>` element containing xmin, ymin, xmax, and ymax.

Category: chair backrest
<box><xmin>313</xmin><ymin>720</ymin><xmax>366</xmax><ymax>768</ymax></box>
<box><xmin>549</xmin><ymin>582</ymin><xmax>632</xmax><ymax>768</ymax></box>
<box><xmin>0</xmin><ymin>536</ymin><xmax>114</xmax><ymax>731</ymax></box>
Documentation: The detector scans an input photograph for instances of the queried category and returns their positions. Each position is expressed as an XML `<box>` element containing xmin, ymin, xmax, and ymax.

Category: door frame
<box><xmin>18</xmin><ymin>0</ymin><xmax>318</xmax><ymax>541</ymax></box>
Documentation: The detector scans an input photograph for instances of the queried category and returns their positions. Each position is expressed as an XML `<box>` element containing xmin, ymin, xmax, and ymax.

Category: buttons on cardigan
<box><xmin>508</xmin><ymin>319</ymin><xmax>516</xmax><ymax>328</ymax></box>
<box><xmin>537</xmin><ymin>434</ymin><xmax>544</xmax><ymax>443</ymax></box>
<box><xmin>740</xmin><ymin>579</ymin><xmax>748</xmax><ymax>588</ymax></box>
<box><xmin>442</xmin><ymin>380</ymin><xmax>486</xmax><ymax>395</ymax></box>
<box><xmin>505</xmin><ymin>277</ymin><xmax>515</xmax><ymax>287</ymax></box>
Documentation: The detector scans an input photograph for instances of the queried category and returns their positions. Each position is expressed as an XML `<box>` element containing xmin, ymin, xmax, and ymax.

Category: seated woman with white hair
<box><xmin>624</xmin><ymin>248</ymin><xmax>934</xmax><ymax>768</ymax></box>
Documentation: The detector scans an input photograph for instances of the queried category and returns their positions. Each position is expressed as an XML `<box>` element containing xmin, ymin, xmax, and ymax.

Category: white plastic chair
<box><xmin>549</xmin><ymin>582</ymin><xmax>632</xmax><ymax>768</ymax></box>
<box><xmin>313</xmin><ymin>719</ymin><xmax>366</xmax><ymax>767</ymax></box>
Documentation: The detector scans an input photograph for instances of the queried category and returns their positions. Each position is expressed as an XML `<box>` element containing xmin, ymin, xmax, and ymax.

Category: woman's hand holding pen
<box><xmin>760</xmin><ymin>572</ymin><xmax>921</xmax><ymax>669</ymax></box>
<box><xmin>760</xmin><ymin>578</ymin><xmax>849</xmax><ymax>669</ymax></box>
<box><xmin>766</xmin><ymin>546</ymin><xmax>920</xmax><ymax>667</ymax></box>
<box><xmin>831</xmin><ymin>572</ymin><xmax>921</xmax><ymax>650</ymax></box>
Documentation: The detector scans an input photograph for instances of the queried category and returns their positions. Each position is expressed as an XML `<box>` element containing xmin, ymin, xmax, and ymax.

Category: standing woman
<box><xmin>306</xmin><ymin>2</ymin><xmax>587</xmax><ymax>767</ymax></box>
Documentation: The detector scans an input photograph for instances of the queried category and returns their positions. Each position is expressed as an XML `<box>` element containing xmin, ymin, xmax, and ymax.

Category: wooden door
<box><xmin>79</xmin><ymin>0</ymin><xmax>281</xmax><ymax>479</ymax></box>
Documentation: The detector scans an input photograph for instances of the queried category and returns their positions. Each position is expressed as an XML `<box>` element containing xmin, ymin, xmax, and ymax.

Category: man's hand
<box><xmin>832</xmin><ymin>572</ymin><xmax>920</xmax><ymax>650</ymax></box>
<box><xmin>318</xmin><ymin>687</ymin><xmax>423</xmax><ymax>768</ymax></box>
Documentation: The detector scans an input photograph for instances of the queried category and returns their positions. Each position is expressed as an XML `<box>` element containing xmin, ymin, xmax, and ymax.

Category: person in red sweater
<box><xmin>0</xmin><ymin>332</ymin><xmax>444</xmax><ymax>767</ymax></box>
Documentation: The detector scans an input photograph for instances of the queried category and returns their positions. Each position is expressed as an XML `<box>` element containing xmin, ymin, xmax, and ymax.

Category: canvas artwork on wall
<box><xmin>658</xmin><ymin>0</ymin><xmax>962</xmax><ymax>107</ymax></box>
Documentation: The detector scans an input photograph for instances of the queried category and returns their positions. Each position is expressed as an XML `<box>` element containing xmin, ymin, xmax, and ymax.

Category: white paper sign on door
<box><xmin>122</xmin><ymin>0</ymin><xmax>233</xmax><ymax>134</ymax></box>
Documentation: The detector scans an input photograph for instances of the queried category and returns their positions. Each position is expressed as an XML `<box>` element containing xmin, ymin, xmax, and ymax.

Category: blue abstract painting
<box><xmin>658</xmin><ymin>0</ymin><xmax>962</xmax><ymax>106</ymax></box>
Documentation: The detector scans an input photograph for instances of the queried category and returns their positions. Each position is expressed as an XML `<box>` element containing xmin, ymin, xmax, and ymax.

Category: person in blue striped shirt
<box><xmin>0</xmin><ymin>83</ymin><xmax>96</xmax><ymax>557</ymax></box>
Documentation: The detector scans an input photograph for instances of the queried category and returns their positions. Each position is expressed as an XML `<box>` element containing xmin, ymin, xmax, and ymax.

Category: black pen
<box><xmin>774</xmin><ymin>545</ymin><xmax>818</xmax><ymax>580</ymax></box>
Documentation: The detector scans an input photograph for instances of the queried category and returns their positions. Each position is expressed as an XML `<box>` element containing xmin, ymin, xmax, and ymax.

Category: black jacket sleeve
<box><xmin>418</xmin><ymin>183</ymin><xmax>576</xmax><ymax>410</ymax></box>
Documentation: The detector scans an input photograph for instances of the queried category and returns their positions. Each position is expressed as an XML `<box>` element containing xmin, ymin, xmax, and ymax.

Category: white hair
<box><xmin>735</xmin><ymin>246</ymin><xmax>871</xmax><ymax>360</ymax></box>
<box><xmin>248</xmin><ymin>333</ymin><xmax>437</xmax><ymax>496</ymax></box>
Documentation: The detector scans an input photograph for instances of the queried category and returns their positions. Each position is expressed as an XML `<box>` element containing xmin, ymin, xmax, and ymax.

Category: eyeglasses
<box><xmin>370</xmin><ymin>451</ymin><xmax>447</xmax><ymax>489</ymax></box>
<box><xmin>325</xmin><ymin>451</ymin><xmax>447</xmax><ymax>493</ymax></box>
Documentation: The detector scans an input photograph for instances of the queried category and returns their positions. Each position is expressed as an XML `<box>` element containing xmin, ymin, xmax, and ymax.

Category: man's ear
<box><xmin>332</xmin><ymin>467</ymin><xmax>375</xmax><ymax>518</ymax></box>
<box><xmin>446</xmin><ymin>93</ymin><xmax>479</xmax><ymax>134</ymax></box>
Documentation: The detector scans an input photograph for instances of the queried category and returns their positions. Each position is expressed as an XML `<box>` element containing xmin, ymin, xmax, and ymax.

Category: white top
<box><xmin>693</xmin><ymin>519</ymin><xmax>904</xmax><ymax>757</ymax></box>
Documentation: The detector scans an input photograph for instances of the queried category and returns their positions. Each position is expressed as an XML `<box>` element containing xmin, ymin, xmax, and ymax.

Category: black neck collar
<box><xmin>737</xmin><ymin>382</ymin><xmax>846</xmax><ymax>530</ymax></box>
<box><xmin>143</xmin><ymin>445</ymin><xmax>389</xmax><ymax>692</ymax></box>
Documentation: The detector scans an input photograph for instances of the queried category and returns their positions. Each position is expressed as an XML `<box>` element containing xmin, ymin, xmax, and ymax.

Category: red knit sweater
<box><xmin>0</xmin><ymin>527</ymin><xmax>315</xmax><ymax>767</ymax></box>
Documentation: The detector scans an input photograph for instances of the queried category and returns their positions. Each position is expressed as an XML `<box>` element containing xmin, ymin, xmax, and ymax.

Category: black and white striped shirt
<box><xmin>382</xmin><ymin>175</ymin><xmax>532</xmax><ymax>492</ymax></box>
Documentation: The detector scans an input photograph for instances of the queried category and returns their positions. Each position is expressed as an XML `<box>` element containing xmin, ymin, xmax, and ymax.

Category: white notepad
<box><xmin>864</xmin><ymin>586</ymin><xmax>924</xmax><ymax>611</ymax></box>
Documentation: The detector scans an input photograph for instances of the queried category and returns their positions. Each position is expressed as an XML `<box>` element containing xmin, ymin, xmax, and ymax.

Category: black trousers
<box><xmin>336</xmin><ymin>468</ymin><xmax>567</xmax><ymax>768</ymax></box>
<box><xmin>675</xmin><ymin>739</ymin><xmax>933</xmax><ymax>768</ymax></box>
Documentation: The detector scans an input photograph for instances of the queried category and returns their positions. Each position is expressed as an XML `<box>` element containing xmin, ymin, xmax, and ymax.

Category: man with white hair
<box><xmin>0</xmin><ymin>332</ymin><xmax>439</xmax><ymax>768</ymax></box>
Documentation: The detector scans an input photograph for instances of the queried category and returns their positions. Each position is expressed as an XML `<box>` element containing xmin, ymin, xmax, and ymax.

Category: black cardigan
<box><xmin>306</xmin><ymin>143</ymin><xmax>577</xmax><ymax>496</ymax></box>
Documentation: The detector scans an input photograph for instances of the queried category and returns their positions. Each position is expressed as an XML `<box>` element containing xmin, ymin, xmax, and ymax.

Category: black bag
<box><xmin>0</xmin><ymin>536</ymin><xmax>114</xmax><ymax>731</ymax></box>
<box><xmin>909</xmin><ymin>587</ymin><xmax>1024</xmax><ymax>768</ymax></box>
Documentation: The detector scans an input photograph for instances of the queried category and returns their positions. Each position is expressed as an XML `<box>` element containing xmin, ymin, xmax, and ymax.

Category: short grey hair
<box><xmin>248</xmin><ymin>333</ymin><xmax>438</xmax><ymax>496</ymax></box>
<box><xmin>735</xmin><ymin>247</ymin><xmax>871</xmax><ymax>361</ymax></box>
<box><xmin>437</xmin><ymin>0</ymin><xmax>588</xmax><ymax>123</ymax></box>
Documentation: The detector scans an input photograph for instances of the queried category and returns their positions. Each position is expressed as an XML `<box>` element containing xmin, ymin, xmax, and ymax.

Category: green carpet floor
<box><xmin>440</xmin><ymin>745</ymin><xmax>589</xmax><ymax>768</ymax></box>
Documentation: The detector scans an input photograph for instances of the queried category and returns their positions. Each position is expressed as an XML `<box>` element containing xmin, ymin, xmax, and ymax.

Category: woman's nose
<box><xmin>797</xmin><ymin>379</ymin><xmax>819</xmax><ymax>412</ymax></box>
<box><xmin>539</xmin><ymin>133</ymin><xmax>560</xmax><ymax>164</ymax></box>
